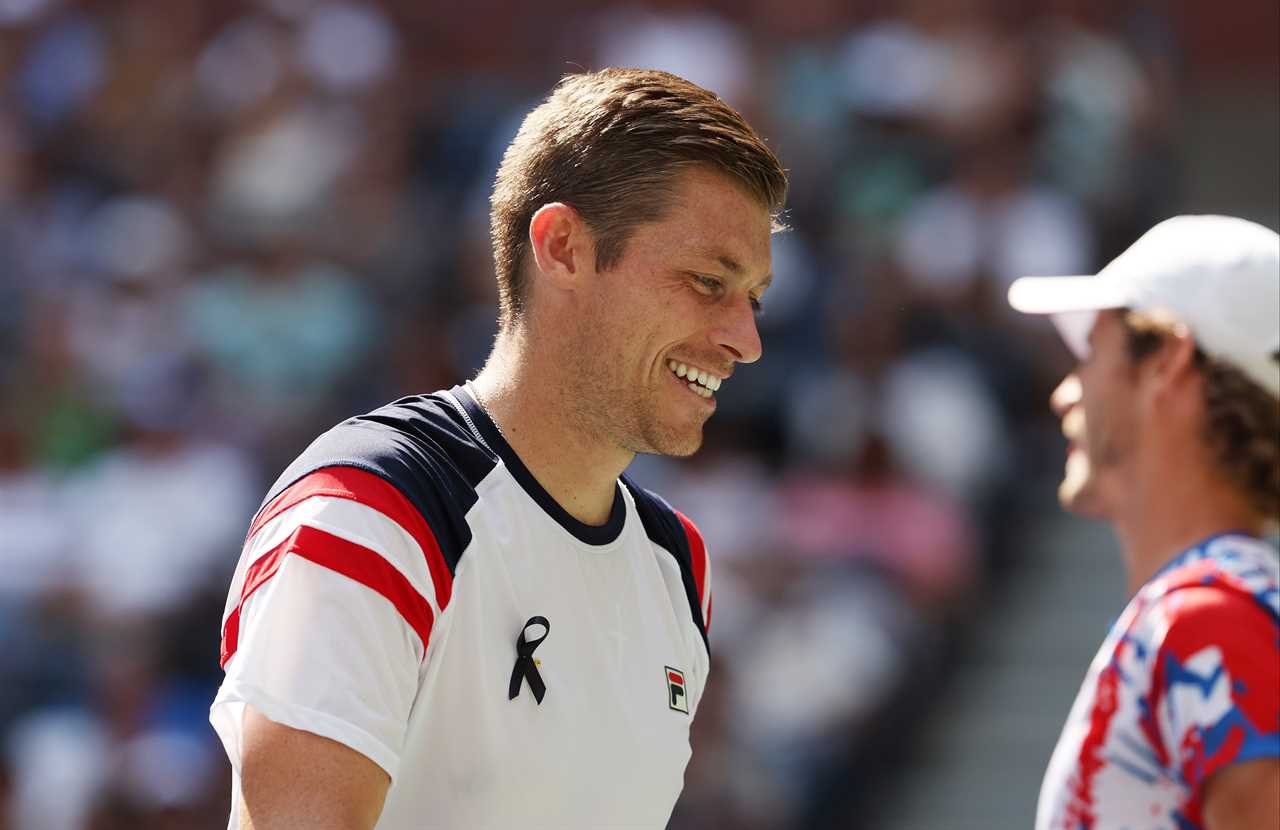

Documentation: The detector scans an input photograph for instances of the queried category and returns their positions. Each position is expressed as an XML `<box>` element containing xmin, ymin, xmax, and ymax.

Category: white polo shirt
<box><xmin>210</xmin><ymin>384</ymin><xmax>713</xmax><ymax>829</ymax></box>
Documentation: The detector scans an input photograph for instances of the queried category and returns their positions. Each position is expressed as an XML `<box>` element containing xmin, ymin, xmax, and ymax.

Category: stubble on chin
<box><xmin>571</xmin><ymin>378</ymin><xmax>702</xmax><ymax>459</ymax></box>
<box><xmin>631</xmin><ymin>395</ymin><xmax>708</xmax><ymax>458</ymax></box>
<box><xmin>643</xmin><ymin>425</ymin><xmax>703</xmax><ymax>458</ymax></box>
<box><xmin>1058</xmin><ymin>450</ymin><xmax>1109</xmax><ymax>518</ymax></box>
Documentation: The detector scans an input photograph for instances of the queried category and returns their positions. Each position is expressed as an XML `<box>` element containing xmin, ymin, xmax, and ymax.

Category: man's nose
<box><xmin>714</xmin><ymin>296</ymin><xmax>763</xmax><ymax>364</ymax></box>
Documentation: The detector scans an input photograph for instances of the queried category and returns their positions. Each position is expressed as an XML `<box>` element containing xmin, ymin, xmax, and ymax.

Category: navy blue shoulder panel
<box><xmin>622</xmin><ymin>475</ymin><xmax>709</xmax><ymax>655</ymax></box>
<box><xmin>262</xmin><ymin>392</ymin><xmax>498</xmax><ymax>574</ymax></box>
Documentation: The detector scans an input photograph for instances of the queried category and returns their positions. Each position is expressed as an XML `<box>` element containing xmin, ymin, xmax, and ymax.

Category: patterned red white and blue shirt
<box><xmin>1037</xmin><ymin>533</ymin><xmax>1280</xmax><ymax>830</ymax></box>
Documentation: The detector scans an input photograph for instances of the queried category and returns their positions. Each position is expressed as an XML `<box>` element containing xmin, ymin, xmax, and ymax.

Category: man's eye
<box><xmin>695</xmin><ymin>275</ymin><xmax>722</xmax><ymax>293</ymax></box>
<box><xmin>750</xmin><ymin>296</ymin><xmax>764</xmax><ymax>314</ymax></box>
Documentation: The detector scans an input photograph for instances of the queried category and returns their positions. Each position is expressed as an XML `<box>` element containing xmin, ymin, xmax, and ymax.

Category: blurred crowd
<box><xmin>0</xmin><ymin>1</ymin><xmax>1198</xmax><ymax>828</ymax></box>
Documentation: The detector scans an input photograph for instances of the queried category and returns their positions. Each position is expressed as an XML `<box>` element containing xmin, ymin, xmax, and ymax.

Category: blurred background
<box><xmin>0</xmin><ymin>1</ymin><xmax>1276</xmax><ymax>828</ymax></box>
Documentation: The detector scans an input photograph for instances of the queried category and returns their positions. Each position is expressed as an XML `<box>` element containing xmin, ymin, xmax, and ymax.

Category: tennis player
<box><xmin>209</xmin><ymin>68</ymin><xmax>787</xmax><ymax>829</ymax></box>
<box><xmin>1009</xmin><ymin>215</ymin><xmax>1279</xmax><ymax>829</ymax></box>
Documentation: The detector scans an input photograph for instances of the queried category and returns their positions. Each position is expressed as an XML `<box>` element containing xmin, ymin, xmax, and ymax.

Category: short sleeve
<box><xmin>1149</xmin><ymin>586</ymin><xmax>1280</xmax><ymax>793</ymax></box>
<box><xmin>210</xmin><ymin>468</ymin><xmax>450</xmax><ymax>781</ymax></box>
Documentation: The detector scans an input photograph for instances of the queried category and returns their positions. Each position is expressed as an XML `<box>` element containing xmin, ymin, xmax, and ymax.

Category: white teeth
<box><xmin>668</xmin><ymin>360</ymin><xmax>722</xmax><ymax>395</ymax></box>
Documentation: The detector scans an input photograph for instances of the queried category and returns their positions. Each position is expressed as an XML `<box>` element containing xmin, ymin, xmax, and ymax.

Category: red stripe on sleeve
<box><xmin>220</xmin><ymin>525</ymin><xmax>435</xmax><ymax>668</ymax></box>
<box><xmin>674</xmin><ymin>510</ymin><xmax>709</xmax><ymax>632</ymax></box>
<box><xmin>245</xmin><ymin>467</ymin><xmax>452</xmax><ymax>611</ymax></box>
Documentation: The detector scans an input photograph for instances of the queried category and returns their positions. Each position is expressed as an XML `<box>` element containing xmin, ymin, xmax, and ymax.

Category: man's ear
<box><xmin>1147</xmin><ymin>325</ymin><xmax>1202</xmax><ymax>399</ymax></box>
<box><xmin>528</xmin><ymin>203</ymin><xmax>593</xmax><ymax>292</ymax></box>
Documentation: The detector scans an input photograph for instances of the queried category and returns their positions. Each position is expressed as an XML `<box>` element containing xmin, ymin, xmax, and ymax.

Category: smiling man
<box><xmin>1009</xmin><ymin>215</ymin><xmax>1280</xmax><ymax>830</ymax></box>
<box><xmin>209</xmin><ymin>69</ymin><xmax>787</xmax><ymax>829</ymax></box>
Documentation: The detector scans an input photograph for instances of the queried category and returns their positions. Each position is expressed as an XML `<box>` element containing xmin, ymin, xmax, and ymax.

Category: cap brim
<box><xmin>1007</xmin><ymin>275</ymin><xmax>1128</xmax><ymax>315</ymax></box>
<box><xmin>1049</xmin><ymin>310</ymin><xmax>1098</xmax><ymax>360</ymax></box>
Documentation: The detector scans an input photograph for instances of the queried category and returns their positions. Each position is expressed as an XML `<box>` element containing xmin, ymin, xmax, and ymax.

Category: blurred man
<box><xmin>208</xmin><ymin>68</ymin><xmax>786</xmax><ymax>829</ymax></box>
<box><xmin>1008</xmin><ymin>215</ymin><xmax>1279</xmax><ymax>830</ymax></box>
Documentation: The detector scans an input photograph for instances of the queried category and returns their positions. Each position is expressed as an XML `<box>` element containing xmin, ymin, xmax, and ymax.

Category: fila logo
<box><xmin>665</xmin><ymin>666</ymin><xmax>689</xmax><ymax>714</ymax></box>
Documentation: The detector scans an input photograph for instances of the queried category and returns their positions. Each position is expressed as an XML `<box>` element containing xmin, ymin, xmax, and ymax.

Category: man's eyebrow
<box><xmin>695</xmin><ymin>251</ymin><xmax>771</xmax><ymax>288</ymax></box>
<box><xmin>715</xmin><ymin>254</ymin><xmax>743</xmax><ymax>275</ymax></box>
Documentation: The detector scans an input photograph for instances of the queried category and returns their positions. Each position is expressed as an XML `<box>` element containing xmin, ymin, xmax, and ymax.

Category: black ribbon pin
<box><xmin>508</xmin><ymin>616</ymin><xmax>550</xmax><ymax>704</ymax></box>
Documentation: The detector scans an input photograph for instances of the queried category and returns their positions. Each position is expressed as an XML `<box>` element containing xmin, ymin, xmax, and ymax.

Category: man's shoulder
<box><xmin>621</xmin><ymin>477</ymin><xmax>704</xmax><ymax>552</ymax></box>
<box><xmin>327</xmin><ymin>390</ymin><xmax>493</xmax><ymax>470</ymax></box>
<box><xmin>254</xmin><ymin>389</ymin><xmax>500</xmax><ymax>571</ymax></box>
<box><xmin>1148</xmin><ymin>583</ymin><xmax>1274</xmax><ymax>649</ymax></box>
<box><xmin>1128</xmin><ymin>536</ymin><xmax>1280</xmax><ymax>673</ymax></box>
<box><xmin>622</xmin><ymin>476</ymin><xmax>712</xmax><ymax>648</ymax></box>
<box><xmin>269</xmin><ymin>391</ymin><xmax>494</xmax><ymax>500</ymax></box>
<box><xmin>1151</xmin><ymin>534</ymin><xmax>1280</xmax><ymax>623</ymax></box>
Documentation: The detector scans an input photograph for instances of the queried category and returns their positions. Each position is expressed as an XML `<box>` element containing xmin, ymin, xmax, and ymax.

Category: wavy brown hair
<box><xmin>1123</xmin><ymin>310</ymin><xmax>1280</xmax><ymax>519</ymax></box>
<box><xmin>490</xmin><ymin>68</ymin><xmax>788</xmax><ymax>329</ymax></box>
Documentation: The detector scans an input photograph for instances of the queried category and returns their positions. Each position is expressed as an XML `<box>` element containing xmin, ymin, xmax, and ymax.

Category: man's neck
<box><xmin>1112</xmin><ymin>450</ymin><xmax>1263</xmax><ymax>596</ymax></box>
<box><xmin>471</xmin><ymin>336</ymin><xmax>634</xmax><ymax>528</ymax></box>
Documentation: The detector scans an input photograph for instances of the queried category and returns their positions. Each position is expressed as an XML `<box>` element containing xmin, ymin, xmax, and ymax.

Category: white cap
<box><xmin>1008</xmin><ymin>215</ymin><xmax>1280</xmax><ymax>397</ymax></box>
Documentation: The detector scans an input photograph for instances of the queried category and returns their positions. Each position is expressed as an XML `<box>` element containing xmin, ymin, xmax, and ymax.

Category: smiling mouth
<box><xmin>667</xmin><ymin>359</ymin><xmax>721</xmax><ymax>399</ymax></box>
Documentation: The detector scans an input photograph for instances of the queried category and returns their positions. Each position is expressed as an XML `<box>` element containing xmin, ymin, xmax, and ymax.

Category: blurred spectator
<box><xmin>184</xmin><ymin>250</ymin><xmax>378</xmax><ymax>447</ymax></box>
<box><xmin>59</xmin><ymin>412</ymin><xmax>258</xmax><ymax>621</ymax></box>
<box><xmin>891</xmin><ymin>140</ymin><xmax>1094</xmax><ymax>309</ymax></box>
<box><xmin>593</xmin><ymin>4</ymin><xmax>755</xmax><ymax>108</ymax></box>
<box><xmin>0</xmin><ymin>402</ymin><xmax>71</xmax><ymax>605</ymax></box>
<box><xmin>6</xmin><ymin>707</ymin><xmax>109</xmax><ymax>830</ymax></box>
